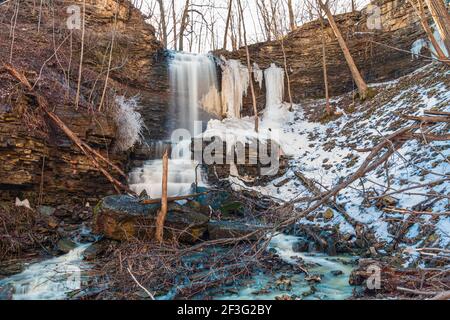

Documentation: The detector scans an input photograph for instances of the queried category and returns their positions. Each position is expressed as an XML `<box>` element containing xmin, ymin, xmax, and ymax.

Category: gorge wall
<box><xmin>0</xmin><ymin>0</ymin><xmax>166</xmax><ymax>205</ymax></box>
<box><xmin>218</xmin><ymin>0</ymin><xmax>430</xmax><ymax>114</ymax></box>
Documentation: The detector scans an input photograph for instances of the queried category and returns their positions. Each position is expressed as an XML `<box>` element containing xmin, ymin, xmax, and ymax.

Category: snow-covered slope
<box><xmin>212</xmin><ymin>63</ymin><xmax>449</xmax><ymax>253</ymax></box>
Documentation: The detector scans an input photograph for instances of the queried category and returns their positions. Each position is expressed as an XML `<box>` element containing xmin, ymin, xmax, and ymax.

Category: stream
<box><xmin>0</xmin><ymin>244</ymin><xmax>90</xmax><ymax>300</ymax></box>
<box><xmin>0</xmin><ymin>235</ymin><xmax>355</xmax><ymax>300</ymax></box>
<box><xmin>0</xmin><ymin>52</ymin><xmax>358</xmax><ymax>300</ymax></box>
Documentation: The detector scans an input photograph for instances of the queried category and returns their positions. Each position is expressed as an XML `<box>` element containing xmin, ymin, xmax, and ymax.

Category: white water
<box><xmin>129</xmin><ymin>140</ymin><xmax>205</xmax><ymax>198</ymax></box>
<box><xmin>170</xmin><ymin>52</ymin><xmax>221</xmax><ymax>130</ymax></box>
<box><xmin>221</xmin><ymin>58</ymin><xmax>250</xmax><ymax>118</ymax></box>
<box><xmin>0</xmin><ymin>244</ymin><xmax>90</xmax><ymax>300</ymax></box>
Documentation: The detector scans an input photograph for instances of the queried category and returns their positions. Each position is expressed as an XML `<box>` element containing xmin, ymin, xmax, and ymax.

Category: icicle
<box><xmin>411</xmin><ymin>38</ymin><xmax>428</xmax><ymax>59</ymax></box>
<box><xmin>253</xmin><ymin>63</ymin><xmax>264</xmax><ymax>89</ymax></box>
<box><xmin>264</xmin><ymin>63</ymin><xmax>285</xmax><ymax>111</ymax></box>
<box><xmin>220</xmin><ymin>57</ymin><xmax>249</xmax><ymax>118</ymax></box>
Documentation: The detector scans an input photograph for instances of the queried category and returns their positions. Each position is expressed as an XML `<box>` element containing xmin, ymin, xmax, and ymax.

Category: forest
<box><xmin>0</xmin><ymin>0</ymin><xmax>449</xmax><ymax>303</ymax></box>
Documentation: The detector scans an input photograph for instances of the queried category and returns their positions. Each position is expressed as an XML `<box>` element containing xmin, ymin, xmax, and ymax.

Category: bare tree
<box><xmin>172</xmin><ymin>0</ymin><xmax>177</xmax><ymax>50</ymax></box>
<box><xmin>318</xmin><ymin>0</ymin><xmax>369</xmax><ymax>100</ymax></box>
<box><xmin>287</xmin><ymin>0</ymin><xmax>296</xmax><ymax>31</ymax></box>
<box><xmin>156</xmin><ymin>0</ymin><xmax>167</xmax><ymax>48</ymax></box>
<box><xmin>223</xmin><ymin>0</ymin><xmax>233</xmax><ymax>50</ymax></box>
<box><xmin>237</xmin><ymin>0</ymin><xmax>259</xmax><ymax>132</ymax></box>
<box><xmin>178</xmin><ymin>0</ymin><xmax>190</xmax><ymax>51</ymax></box>
<box><xmin>318</xmin><ymin>10</ymin><xmax>331</xmax><ymax>114</ymax></box>
<box><xmin>75</xmin><ymin>0</ymin><xmax>86</xmax><ymax>109</ymax></box>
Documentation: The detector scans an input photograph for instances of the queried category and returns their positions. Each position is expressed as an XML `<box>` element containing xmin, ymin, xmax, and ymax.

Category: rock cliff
<box><xmin>218</xmin><ymin>0</ymin><xmax>430</xmax><ymax>114</ymax></box>
<box><xmin>0</xmin><ymin>0</ymin><xmax>166</xmax><ymax>204</ymax></box>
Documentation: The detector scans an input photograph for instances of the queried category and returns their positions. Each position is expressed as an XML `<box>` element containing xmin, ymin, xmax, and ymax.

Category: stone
<box><xmin>376</xmin><ymin>196</ymin><xmax>398</xmax><ymax>208</ymax></box>
<box><xmin>57</xmin><ymin>238</ymin><xmax>77</xmax><ymax>253</ymax></box>
<box><xmin>83</xmin><ymin>242</ymin><xmax>107</xmax><ymax>261</ymax></box>
<box><xmin>94</xmin><ymin>195</ymin><xmax>210</xmax><ymax>243</ymax></box>
<box><xmin>292</xmin><ymin>239</ymin><xmax>309</xmax><ymax>253</ymax></box>
<box><xmin>0</xmin><ymin>284</ymin><xmax>14</xmax><ymax>300</ymax></box>
<box><xmin>323</xmin><ymin>208</ymin><xmax>335</xmax><ymax>221</ymax></box>
<box><xmin>331</xmin><ymin>270</ymin><xmax>344</xmax><ymax>276</ymax></box>
<box><xmin>37</xmin><ymin>206</ymin><xmax>56</xmax><ymax>216</ymax></box>
<box><xmin>207</xmin><ymin>220</ymin><xmax>264</xmax><ymax>241</ymax></box>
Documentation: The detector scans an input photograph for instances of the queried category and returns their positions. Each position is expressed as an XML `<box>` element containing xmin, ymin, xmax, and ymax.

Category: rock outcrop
<box><xmin>93</xmin><ymin>195</ymin><xmax>210</xmax><ymax>243</ymax></box>
<box><xmin>218</xmin><ymin>0</ymin><xmax>430</xmax><ymax>114</ymax></box>
<box><xmin>0</xmin><ymin>0</ymin><xmax>166</xmax><ymax>204</ymax></box>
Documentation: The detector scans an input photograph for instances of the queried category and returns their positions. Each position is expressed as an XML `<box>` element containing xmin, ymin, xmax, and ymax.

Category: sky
<box><xmin>139</xmin><ymin>0</ymin><xmax>371</xmax><ymax>53</ymax></box>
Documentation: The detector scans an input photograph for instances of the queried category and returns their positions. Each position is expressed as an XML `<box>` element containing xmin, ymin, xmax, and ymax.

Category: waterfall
<box><xmin>129</xmin><ymin>52</ymin><xmax>219</xmax><ymax>198</ymax></box>
<box><xmin>169</xmin><ymin>52</ymin><xmax>221</xmax><ymax>131</ymax></box>
<box><xmin>221</xmin><ymin>59</ymin><xmax>250</xmax><ymax>118</ymax></box>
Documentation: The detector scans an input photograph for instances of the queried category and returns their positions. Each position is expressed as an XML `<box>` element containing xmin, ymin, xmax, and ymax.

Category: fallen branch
<box><xmin>127</xmin><ymin>267</ymin><xmax>155</xmax><ymax>300</ymax></box>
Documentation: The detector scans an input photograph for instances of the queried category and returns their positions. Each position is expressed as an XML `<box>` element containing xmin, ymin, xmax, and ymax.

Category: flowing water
<box><xmin>213</xmin><ymin>234</ymin><xmax>355</xmax><ymax>300</ymax></box>
<box><xmin>0</xmin><ymin>244</ymin><xmax>90</xmax><ymax>300</ymax></box>
<box><xmin>129</xmin><ymin>52</ymin><xmax>221</xmax><ymax>198</ymax></box>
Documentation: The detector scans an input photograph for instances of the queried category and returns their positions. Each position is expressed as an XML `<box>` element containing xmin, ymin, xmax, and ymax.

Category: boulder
<box><xmin>207</xmin><ymin>220</ymin><xmax>264</xmax><ymax>241</ymax></box>
<box><xmin>292</xmin><ymin>239</ymin><xmax>309</xmax><ymax>253</ymax></box>
<box><xmin>57</xmin><ymin>238</ymin><xmax>77</xmax><ymax>253</ymax></box>
<box><xmin>94</xmin><ymin>195</ymin><xmax>210</xmax><ymax>243</ymax></box>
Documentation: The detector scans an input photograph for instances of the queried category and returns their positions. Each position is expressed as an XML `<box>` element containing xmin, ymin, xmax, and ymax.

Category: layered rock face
<box><xmin>0</xmin><ymin>0</ymin><xmax>166</xmax><ymax>204</ymax></box>
<box><xmin>219</xmin><ymin>0</ymin><xmax>429</xmax><ymax>113</ymax></box>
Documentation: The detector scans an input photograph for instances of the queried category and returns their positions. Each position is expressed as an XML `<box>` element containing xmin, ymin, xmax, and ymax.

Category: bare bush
<box><xmin>112</xmin><ymin>95</ymin><xmax>146</xmax><ymax>152</ymax></box>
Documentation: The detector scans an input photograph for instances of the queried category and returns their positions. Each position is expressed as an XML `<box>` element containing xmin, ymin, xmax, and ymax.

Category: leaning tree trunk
<box><xmin>424</xmin><ymin>0</ymin><xmax>450</xmax><ymax>55</ymax></box>
<box><xmin>318</xmin><ymin>0</ymin><xmax>369</xmax><ymax>100</ymax></box>
<box><xmin>408</xmin><ymin>0</ymin><xmax>449</xmax><ymax>63</ymax></box>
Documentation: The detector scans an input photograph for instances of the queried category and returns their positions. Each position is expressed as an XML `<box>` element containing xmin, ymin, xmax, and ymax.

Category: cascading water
<box><xmin>169</xmin><ymin>52</ymin><xmax>221</xmax><ymax>131</ymax></box>
<box><xmin>129</xmin><ymin>52</ymin><xmax>222</xmax><ymax>198</ymax></box>
<box><xmin>0</xmin><ymin>244</ymin><xmax>90</xmax><ymax>300</ymax></box>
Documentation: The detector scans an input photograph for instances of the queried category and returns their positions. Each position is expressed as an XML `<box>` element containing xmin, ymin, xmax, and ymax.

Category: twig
<box><xmin>126</xmin><ymin>267</ymin><xmax>155</xmax><ymax>300</ymax></box>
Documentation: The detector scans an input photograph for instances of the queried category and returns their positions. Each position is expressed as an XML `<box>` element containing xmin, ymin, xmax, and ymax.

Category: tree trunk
<box><xmin>223</xmin><ymin>0</ymin><xmax>233</xmax><ymax>50</ymax></box>
<box><xmin>179</xmin><ymin>0</ymin><xmax>190</xmax><ymax>52</ymax></box>
<box><xmin>424</xmin><ymin>0</ymin><xmax>450</xmax><ymax>55</ymax></box>
<box><xmin>172</xmin><ymin>0</ymin><xmax>177</xmax><ymax>50</ymax></box>
<box><xmin>237</xmin><ymin>0</ymin><xmax>259</xmax><ymax>132</ymax></box>
<box><xmin>408</xmin><ymin>0</ymin><xmax>449</xmax><ymax>62</ymax></box>
<box><xmin>318</xmin><ymin>0</ymin><xmax>369</xmax><ymax>100</ymax></box>
<box><xmin>156</xmin><ymin>0</ymin><xmax>167</xmax><ymax>48</ymax></box>
<box><xmin>288</xmin><ymin>0</ymin><xmax>296</xmax><ymax>31</ymax></box>
<box><xmin>155</xmin><ymin>149</ymin><xmax>169</xmax><ymax>244</ymax></box>
<box><xmin>319</xmin><ymin>13</ymin><xmax>331</xmax><ymax>115</ymax></box>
